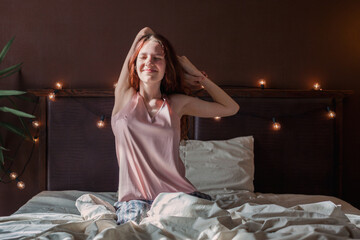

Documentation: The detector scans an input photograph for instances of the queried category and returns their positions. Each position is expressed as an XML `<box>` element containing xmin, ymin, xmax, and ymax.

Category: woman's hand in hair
<box><xmin>177</xmin><ymin>56</ymin><xmax>202</xmax><ymax>77</ymax></box>
<box><xmin>138</xmin><ymin>27</ymin><xmax>155</xmax><ymax>36</ymax></box>
<box><xmin>178</xmin><ymin>56</ymin><xmax>205</xmax><ymax>91</ymax></box>
<box><xmin>183</xmin><ymin>73</ymin><xmax>204</xmax><ymax>91</ymax></box>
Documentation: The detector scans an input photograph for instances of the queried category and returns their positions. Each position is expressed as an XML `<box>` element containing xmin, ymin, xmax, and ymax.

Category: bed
<box><xmin>1</xmin><ymin>87</ymin><xmax>359</xmax><ymax>240</ymax></box>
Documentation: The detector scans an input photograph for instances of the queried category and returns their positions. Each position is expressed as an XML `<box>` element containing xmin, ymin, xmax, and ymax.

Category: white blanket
<box><xmin>1</xmin><ymin>191</ymin><xmax>360</xmax><ymax>239</ymax></box>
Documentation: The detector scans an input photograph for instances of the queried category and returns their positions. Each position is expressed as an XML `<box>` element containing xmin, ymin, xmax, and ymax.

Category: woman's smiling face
<box><xmin>136</xmin><ymin>39</ymin><xmax>166</xmax><ymax>84</ymax></box>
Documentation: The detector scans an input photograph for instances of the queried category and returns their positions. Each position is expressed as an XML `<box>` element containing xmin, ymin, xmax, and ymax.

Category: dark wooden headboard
<box><xmin>29</xmin><ymin>88</ymin><xmax>352</xmax><ymax>197</ymax></box>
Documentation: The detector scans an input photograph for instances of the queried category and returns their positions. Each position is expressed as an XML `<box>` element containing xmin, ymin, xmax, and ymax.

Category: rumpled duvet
<box><xmin>1</xmin><ymin>191</ymin><xmax>360</xmax><ymax>239</ymax></box>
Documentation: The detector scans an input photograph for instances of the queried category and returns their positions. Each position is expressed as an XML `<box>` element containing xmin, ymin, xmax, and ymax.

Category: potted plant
<box><xmin>0</xmin><ymin>37</ymin><xmax>35</xmax><ymax>183</ymax></box>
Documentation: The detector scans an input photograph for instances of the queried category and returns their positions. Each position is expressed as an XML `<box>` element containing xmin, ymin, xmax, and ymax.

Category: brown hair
<box><xmin>128</xmin><ymin>33</ymin><xmax>191</xmax><ymax>140</ymax></box>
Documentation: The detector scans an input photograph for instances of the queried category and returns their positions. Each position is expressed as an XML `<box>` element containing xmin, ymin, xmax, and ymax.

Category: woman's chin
<box><xmin>139</xmin><ymin>77</ymin><xmax>163</xmax><ymax>84</ymax></box>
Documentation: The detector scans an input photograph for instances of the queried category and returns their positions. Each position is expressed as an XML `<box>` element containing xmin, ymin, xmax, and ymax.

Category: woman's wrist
<box><xmin>199</xmin><ymin>71</ymin><xmax>210</xmax><ymax>88</ymax></box>
<box><xmin>200</xmin><ymin>71</ymin><xmax>208</xmax><ymax>78</ymax></box>
<box><xmin>199</xmin><ymin>75</ymin><xmax>212</xmax><ymax>89</ymax></box>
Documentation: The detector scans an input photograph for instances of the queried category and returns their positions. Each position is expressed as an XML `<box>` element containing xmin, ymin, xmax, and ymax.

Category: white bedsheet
<box><xmin>1</xmin><ymin>190</ymin><xmax>360</xmax><ymax>239</ymax></box>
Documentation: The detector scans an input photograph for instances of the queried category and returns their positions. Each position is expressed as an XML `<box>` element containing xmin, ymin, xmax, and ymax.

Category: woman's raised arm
<box><xmin>113</xmin><ymin>27</ymin><xmax>154</xmax><ymax>116</ymax></box>
<box><xmin>115</xmin><ymin>27</ymin><xmax>154</xmax><ymax>94</ymax></box>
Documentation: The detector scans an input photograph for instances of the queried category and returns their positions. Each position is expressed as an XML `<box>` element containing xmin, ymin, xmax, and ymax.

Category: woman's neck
<box><xmin>139</xmin><ymin>83</ymin><xmax>162</xmax><ymax>101</ymax></box>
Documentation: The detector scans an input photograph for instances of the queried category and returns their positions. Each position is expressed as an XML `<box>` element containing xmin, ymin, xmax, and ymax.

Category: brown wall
<box><xmin>1</xmin><ymin>0</ymin><xmax>359</xmax><ymax>216</ymax></box>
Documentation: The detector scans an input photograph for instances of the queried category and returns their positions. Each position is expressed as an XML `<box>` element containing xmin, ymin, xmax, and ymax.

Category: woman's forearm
<box><xmin>123</xmin><ymin>28</ymin><xmax>152</xmax><ymax>70</ymax></box>
<box><xmin>116</xmin><ymin>27</ymin><xmax>154</xmax><ymax>91</ymax></box>
<box><xmin>201</xmin><ymin>77</ymin><xmax>240</xmax><ymax>115</ymax></box>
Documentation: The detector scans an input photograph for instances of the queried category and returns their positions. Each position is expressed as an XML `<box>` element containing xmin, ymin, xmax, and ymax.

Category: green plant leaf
<box><xmin>0</xmin><ymin>106</ymin><xmax>35</xmax><ymax>118</ymax></box>
<box><xmin>0</xmin><ymin>149</ymin><xmax>4</xmax><ymax>165</ymax></box>
<box><xmin>0</xmin><ymin>67</ymin><xmax>21</xmax><ymax>79</ymax></box>
<box><xmin>0</xmin><ymin>121</ymin><xmax>29</xmax><ymax>140</ymax></box>
<box><xmin>0</xmin><ymin>90</ymin><xmax>26</xmax><ymax>96</ymax></box>
<box><xmin>0</xmin><ymin>146</ymin><xmax>9</xmax><ymax>151</ymax></box>
<box><xmin>0</xmin><ymin>37</ymin><xmax>14</xmax><ymax>64</ymax></box>
<box><xmin>0</xmin><ymin>135</ymin><xmax>7</xmax><ymax>166</ymax></box>
<box><xmin>5</xmin><ymin>97</ymin><xmax>35</xmax><ymax>141</ymax></box>
<box><xmin>0</xmin><ymin>63</ymin><xmax>22</xmax><ymax>78</ymax></box>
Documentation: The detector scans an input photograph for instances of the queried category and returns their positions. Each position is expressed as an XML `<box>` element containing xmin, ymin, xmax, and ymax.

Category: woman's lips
<box><xmin>143</xmin><ymin>69</ymin><xmax>157</xmax><ymax>73</ymax></box>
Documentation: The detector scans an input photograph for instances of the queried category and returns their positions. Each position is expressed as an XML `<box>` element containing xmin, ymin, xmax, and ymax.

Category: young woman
<box><xmin>111</xmin><ymin>27</ymin><xmax>239</xmax><ymax>224</ymax></box>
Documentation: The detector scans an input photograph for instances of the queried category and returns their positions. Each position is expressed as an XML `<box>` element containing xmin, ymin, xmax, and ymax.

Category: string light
<box><xmin>113</xmin><ymin>82</ymin><xmax>117</xmax><ymax>88</ymax></box>
<box><xmin>97</xmin><ymin>115</ymin><xmax>105</xmax><ymax>128</ymax></box>
<box><xmin>55</xmin><ymin>82</ymin><xmax>63</xmax><ymax>90</ymax></box>
<box><xmin>48</xmin><ymin>90</ymin><xmax>59</xmax><ymax>101</ymax></box>
<box><xmin>313</xmin><ymin>83</ymin><xmax>321</xmax><ymax>90</ymax></box>
<box><xmin>259</xmin><ymin>79</ymin><xmax>266</xmax><ymax>89</ymax></box>
<box><xmin>16</xmin><ymin>180</ymin><xmax>25</xmax><ymax>190</ymax></box>
<box><xmin>9</xmin><ymin>172</ymin><xmax>18</xmax><ymax>180</ymax></box>
<box><xmin>48</xmin><ymin>92</ymin><xmax>55</xmax><ymax>101</ymax></box>
<box><xmin>272</xmin><ymin>117</ymin><xmax>281</xmax><ymax>130</ymax></box>
<box><xmin>328</xmin><ymin>111</ymin><xmax>336</xmax><ymax>119</ymax></box>
<box><xmin>32</xmin><ymin>120</ymin><xmax>40</xmax><ymax>128</ymax></box>
<box><xmin>33</xmin><ymin>136</ymin><xmax>39</xmax><ymax>143</ymax></box>
<box><xmin>214</xmin><ymin>116</ymin><xmax>221</xmax><ymax>121</ymax></box>
<box><xmin>327</xmin><ymin>107</ymin><xmax>336</xmax><ymax>119</ymax></box>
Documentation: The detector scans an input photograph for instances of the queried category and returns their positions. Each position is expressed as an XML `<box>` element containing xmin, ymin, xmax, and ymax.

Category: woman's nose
<box><xmin>145</xmin><ymin>58</ymin><xmax>154</xmax><ymax>66</ymax></box>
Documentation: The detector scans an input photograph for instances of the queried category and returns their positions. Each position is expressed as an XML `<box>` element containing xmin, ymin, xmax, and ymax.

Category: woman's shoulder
<box><xmin>168</xmin><ymin>93</ymin><xmax>197</xmax><ymax>103</ymax></box>
<box><xmin>167</xmin><ymin>93</ymin><xmax>192</xmax><ymax>118</ymax></box>
<box><xmin>167</xmin><ymin>93</ymin><xmax>187</xmax><ymax>105</ymax></box>
<box><xmin>168</xmin><ymin>93</ymin><xmax>188</xmax><ymax>101</ymax></box>
<box><xmin>112</xmin><ymin>88</ymin><xmax>137</xmax><ymax>117</ymax></box>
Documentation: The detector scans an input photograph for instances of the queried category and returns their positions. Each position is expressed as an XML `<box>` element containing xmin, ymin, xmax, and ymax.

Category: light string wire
<box><xmin>49</xmin><ymin>92</ymin><xmax>112</xmax><ymax>124</ymax></box>
<box><xmin>234</xmin><ymin>104</ymin><xmax>334</xmax><ymax>122</ymax></box>
<box><xmin>49</xmin><ymin>87</ymin><xmax>336</xmax><ymax>130</ymax></box>
<box><xmin>49</xmin><ymin>86</ymin><xmax>336</xmax><ymax>126</ymax></box>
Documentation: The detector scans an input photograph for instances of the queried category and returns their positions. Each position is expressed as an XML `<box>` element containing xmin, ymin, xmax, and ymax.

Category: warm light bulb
<box><xmin>33</xmin><ymin>136</ymin><xmax>39</xmax><ymax>143</ymax></box>
<box><xmin>97</xmin><ymin>115</ymin><xmax>105</xmax><ymax>128</ymax></box>
<box><xmin>272</xmin><ymin>122</ymin><xmax>281</xmax><ymax>130</ymax></box>
<box><xmin>259</xmin><ymin>79</ymin><xmax>266</xmax><ymax>89</ymax></box>
<box><xmin>32</xmin><ymin>120</ymin><xmax>40</xmax><ymax>128</ymax></box>
<box><xmin>10</xmin><ymin>172</ymin><xmax>18</xmax><ymax>180</ymax></box>
<box><xmin>55</xmin><ymin>82</ymin><xmax>63</xmax><ymax>90</ymax></box>
<box><xmin>97</xmin><ymin>120</ymin><xmax>105</xmax><ymax>128</ymax></box>
<box><xmin>17</xmin><ymin>181</ymin><xmax>25</xmax><ymax>190</ymax></box>
<box><xmin>48</xmin><ymin>92</ymin><xmax>56</xmax><ymax>101</ymax></box>
<box><xmin>214</xmin><ymin>116</ymin><xmax>221</xmax><ymax>121</ymax></box>
<box><xmin>313</xmin><ymin>83</ymin><xmax>321</xmax><ymax>90</ymax></box>
<box><xmin>272</xmin><ymin>118</ymin><xmax>281</xmax><ymax>130</ymax></box>
<box><xmin>328</xmin><ymin>110</ymin><xmax>336</xmax><ymax>119</ymax></box>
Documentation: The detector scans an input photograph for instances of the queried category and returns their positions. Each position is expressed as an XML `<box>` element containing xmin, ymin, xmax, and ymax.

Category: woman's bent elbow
<box><xmin>232</xmin><ymin>104</ymin><xmax>240</xmax><ymax>115</ymax></box>
<box><xmin>223</xmin><ymin>104</ymin><xmax>239</xmax><ymax>117</ymax></box>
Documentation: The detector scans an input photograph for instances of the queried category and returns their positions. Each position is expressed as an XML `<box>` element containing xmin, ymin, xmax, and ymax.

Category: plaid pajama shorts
<box><xmin>114</xmin><ymin>191</ymin><xmax>212</xmax><ymax>225</ymax></box>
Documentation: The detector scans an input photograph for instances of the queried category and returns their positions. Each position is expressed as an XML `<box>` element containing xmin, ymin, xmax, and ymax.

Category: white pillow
<box><xmin>179</xmin><ymin>136</ymin><xmax>254</xmax><ymax>194</ymax></box>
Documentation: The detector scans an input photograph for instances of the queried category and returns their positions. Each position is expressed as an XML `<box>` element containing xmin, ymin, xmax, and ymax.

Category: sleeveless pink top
<box><xmin>111</xmin><ymin>91</ymin><xmax>196</xmax><ymax>201</ymax></box>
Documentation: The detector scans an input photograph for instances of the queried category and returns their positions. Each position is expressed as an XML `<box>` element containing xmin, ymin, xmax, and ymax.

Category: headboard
<box><xmin>29</xmin><ymin>88</ymin><xmax>351</xmax><ymax>197</ymax></box>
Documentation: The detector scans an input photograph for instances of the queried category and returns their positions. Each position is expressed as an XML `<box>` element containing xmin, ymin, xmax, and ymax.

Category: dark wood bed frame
<box><xmin>29</xmin><ymin>88</ymin><xmax>352</xmax><ymax>198</ymax></box>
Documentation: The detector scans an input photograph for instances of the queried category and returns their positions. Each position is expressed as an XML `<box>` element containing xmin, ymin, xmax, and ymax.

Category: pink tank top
<box><xmin>111</xmin><ymin>91</ymin><xmax>196</xmax><ymax>201</ymax></box>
